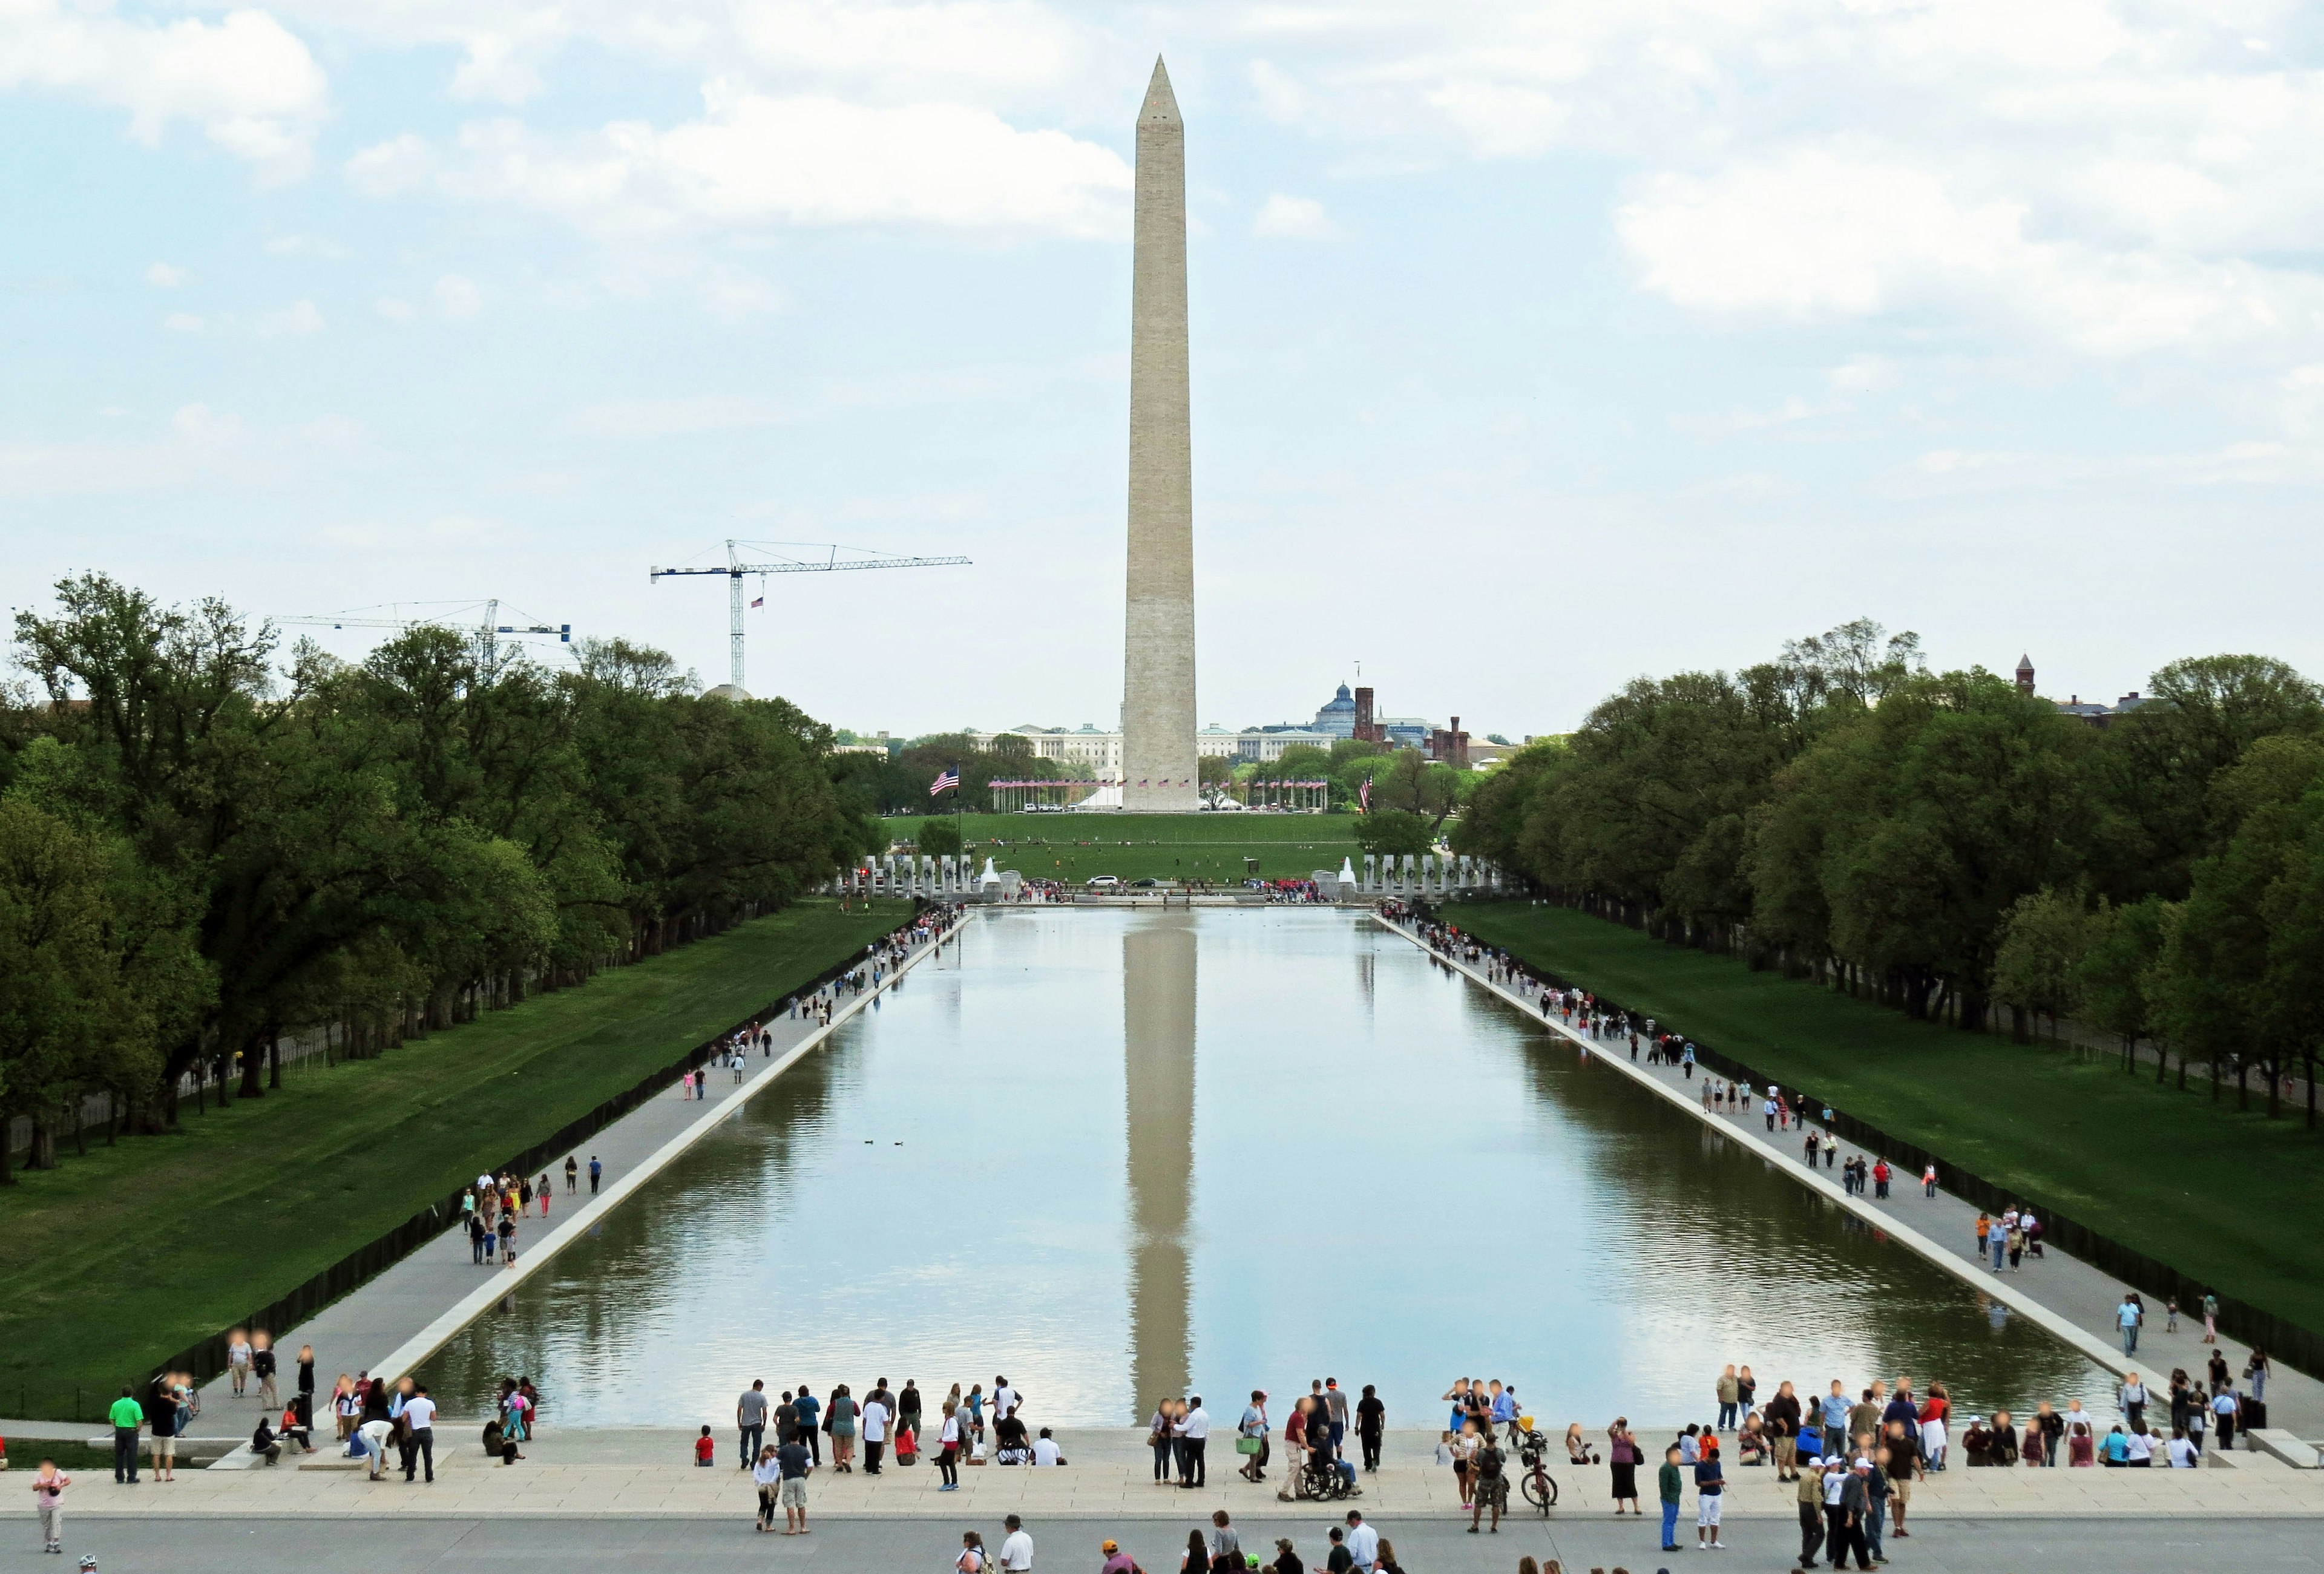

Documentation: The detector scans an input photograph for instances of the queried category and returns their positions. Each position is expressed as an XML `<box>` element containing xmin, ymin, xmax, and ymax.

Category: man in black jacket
<box><xmin>1766</xmin><ymin>1382</ymin><xmax>1805</xmax><ymax>1480</ymax></box>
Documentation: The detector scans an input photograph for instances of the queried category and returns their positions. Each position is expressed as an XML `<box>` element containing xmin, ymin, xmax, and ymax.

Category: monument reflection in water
<box><xmin>1124</xmin><ymin>913</ymin><xmax>1195</xmax><ymax>1411</ymax></box>
<box><xmin>419</xmin><ymin>909</ymin><xmax>2113</xmax><ymax>1427</ymax></box>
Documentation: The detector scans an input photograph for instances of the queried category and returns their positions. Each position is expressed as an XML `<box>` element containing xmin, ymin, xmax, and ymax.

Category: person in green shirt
<box><xmin>108</xmin><ymin>1388</ymin><xmax>145</xmax><ymax>1484</ymax></box>
<box><xmin>1658</xmin><ymin>1444</ymin><xmax>1685</xmax><ymax>1552</ymax></box>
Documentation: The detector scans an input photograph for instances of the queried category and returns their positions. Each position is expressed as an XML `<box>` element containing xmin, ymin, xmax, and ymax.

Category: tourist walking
<box><xmin>1355</xmin><ymin>1384</ymin><xmax>1385</xmax><ymax>1473</ymax></box>
<box><xmin>31</xmin><ymin>1458</ymin><xmax>69</xmax><ymax>1553</ymax></box>
<box><xmin>752</xmin><ymin>1445</ymin><xmax>781</xmax><ymax>1530</ymax></box>
<box><xmin>794</xmin><ymin>1382</ymin><xmax>822</xmax><ymax>1463</ymax></box>
<box><xmin>1238</xmin><ymin>1390</ymin><xmax>1270</xmax><ymax>1483</ymax></box>
<box><xmin>777</xmin><ymin>1429</ymin><xmax>812</xmax><ymax>1532</ymax></box>
<box><xmin>824</xmin><ymin>1385</ymin><xmax>856</xmax><ymax>1471</ymax></box>
<box><xmin>936</xmin><ymin>1400</ymin><xmax>962</xmax><ymax>1489</ymax></box>
<box><xmin>998</xmin><ymin>1515</ymin><xmax>1034</xmax><ymax>1574</ymax></box>
<box><xmin>1716</xmin><ymin>1365</ymin><xmax>1740</xmax><ymax>1431</ymax></box>
<box><xmin>1468</xmin><ymin>1434</ymin><xmax>1508</xmax><ymax>1534</ymax></box>
<box><xmin>738</xmin><ymin>1380</ymin><xmax>769</xmax><ymax>1467</ymax></box>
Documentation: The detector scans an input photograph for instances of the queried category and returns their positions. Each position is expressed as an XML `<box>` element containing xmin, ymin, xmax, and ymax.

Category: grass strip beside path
<box><xmin>0</xmin><ymin>899</ymin><xmax>907</xmax><ymax>1420</ymax></box>
<box><xmin>1445</xmin><ymin>901</ymin><xmax>2324</xmax><ymax>1343</ymax></box>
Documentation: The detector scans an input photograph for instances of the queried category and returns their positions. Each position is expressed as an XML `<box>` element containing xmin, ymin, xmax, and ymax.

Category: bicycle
<box><xmin>1517</xmin><ymin>1437</ymin><xmax>1560</xmax><ymax>1514</ymax></box>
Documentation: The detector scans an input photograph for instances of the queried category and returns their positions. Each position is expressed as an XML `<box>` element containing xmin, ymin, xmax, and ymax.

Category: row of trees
<box><xmin>1455</xmin><ymin>620</ymin><xmax>2324</xmax><ymax>1121</ymax></box>
<box><xmin>0</xmin><ymin>575</ymin><xmax>881</xmax><ymax>1178</ymax></box>
<box><xmin>837</xmin><ymin>729</ymin><xmax>1475</xmax><ymax>823</ymax></box>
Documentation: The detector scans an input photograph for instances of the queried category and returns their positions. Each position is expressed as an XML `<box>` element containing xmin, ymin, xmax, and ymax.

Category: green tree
<box><xmin>1353</xmin><ymin>809</ymin><xmax>1433</xmax><ymax>859</ymax></box>
<box><xmin>2077</xmin><ymin>895</ymin><xmax>2171</xmax><ymax>1072</ymax></box>
<box><xmin>1991</xmin><ymin>889</ymin><xmax>2093</xmax><ymax>1041</ymax></box>
<box><xmin>916</xmin><ymin>817</ymin><xmax>964</xmax><ymax>856</ymax></box>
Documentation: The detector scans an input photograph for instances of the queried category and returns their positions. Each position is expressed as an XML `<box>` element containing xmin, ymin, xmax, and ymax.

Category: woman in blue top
<box><xmin>2100</xmin><ymin>1425</ymin><xmax>2130</xmax><ymax>1465</ymax></box>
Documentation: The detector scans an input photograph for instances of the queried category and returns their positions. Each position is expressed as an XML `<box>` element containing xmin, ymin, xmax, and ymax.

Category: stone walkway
<box><xmin>1375</xmin><ymin>912</ymin><xmax>2324</xmax><ymax>1438</ymax></box>
<box><xmin>177</xmin><ymin>911</ymin><xmax>963</xmax><ymax>1426</ymax></box>
<box><xmin>13</xmin><ymin>1428</ymin><xmax>2323</xmax><ymax>1523</ymax></box>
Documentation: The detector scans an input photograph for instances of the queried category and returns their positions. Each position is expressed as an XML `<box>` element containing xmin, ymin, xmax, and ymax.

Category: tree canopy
<box><xmin>0</xmin><ymin>575</ymin><xmax>878</xmax><ymax>1175</ymax></box>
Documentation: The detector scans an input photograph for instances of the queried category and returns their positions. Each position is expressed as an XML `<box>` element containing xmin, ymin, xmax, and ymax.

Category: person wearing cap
<box><xmin>1796</xmin><ymin>1457</ymin><xmax>1828</xmax><ymax>1566</ymax></box>
<box><xmin>1833</xmin><ymin>1461</ymin><xmax>1876</xmax><ymax>1569</ymax></box>
<box><xmin>1099</xmin><ymin>1540</ymin><xmax>1134</xmax><ymax>1574</ymax></box>
<box><xmin>997</xmin><ymin>1515</ymin><xmax>1033</xmax><ymax>1572</ymax></box>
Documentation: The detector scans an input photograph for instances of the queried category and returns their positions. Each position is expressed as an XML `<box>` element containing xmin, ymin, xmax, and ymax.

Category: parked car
<box><xmin>1085</xmin><ymin>874</ymin><xmax>1121</xmax><ymax>888</ymax></box>
<box><xmin>1129</xmin><ymin>877</ymin><xmax>1161</xmax><ymax>889</ymax></box>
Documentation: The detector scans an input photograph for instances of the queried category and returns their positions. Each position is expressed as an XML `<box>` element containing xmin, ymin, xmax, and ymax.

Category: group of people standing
<box><xmin>734</xmin><ymin>1373</ymin><xmax>1039</xmax><ymax>1518</ymax></box>
<box><xmin>462</xmin><ymin>1169</ymin><xmax>551</xmax><ymax>1266</ymax></box>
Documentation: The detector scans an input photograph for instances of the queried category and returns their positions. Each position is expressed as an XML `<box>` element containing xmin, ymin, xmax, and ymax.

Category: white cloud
<box><xmin>434</xmin><ymin>274</ymin><xmax>483</xmax><ymax>320</ymax></box>
<box><xmin>257</xmin><ymin>299</ymin><xmax>326</xmax><ymax>336</ymax></box>
<box><xmin>1617</xmin><ymin>148</ymin><xmax>2320</xmax><ymax>357</ymax></box>
<box><xmin>0</xmin><ymin>1</ymin><xmax>327</xmax><ymax>182</ymax></box>
<box><xmin>358</xmin><ymin>85</ymin><xmax>1131</xmax><ymax>239</ymax></box>
<box><xmin>449</xmin><ymin>34</ymin><xmax>545</xmax><ymax>105</ymax></box>
<box><xmin>163</xmin><ymin>312</ymin><xmax>205</xmax><ymax>333</ymax></box>
<box><xmin>146</xmin><ymin>262</ymin><xmax>189</xmax><ymax>287</ymax></box>
<box><xmin>1253</xmin><ymin>192</ymin><xmax>1334</xmax><ymax>238</ymax></box>
<box><xmin>373</xmin><ymin>297</ymin><xmax>419</xmax><ymax>322</ymax></box>
<box><xmin>345</xmin><ymin>133</ymin><xmax>433</xmax><ymax>197</ymax></box>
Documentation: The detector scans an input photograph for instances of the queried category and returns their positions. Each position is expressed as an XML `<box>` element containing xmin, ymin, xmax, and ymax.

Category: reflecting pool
<box><xmin>420</xmin><ymin>908</ymin><xmax>2112</xmax><ymax>1426</ymax></box>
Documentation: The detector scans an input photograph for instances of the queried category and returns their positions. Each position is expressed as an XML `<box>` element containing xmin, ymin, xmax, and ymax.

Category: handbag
<box><xmin>1235</xmin><ymin>1437</ymin><xmax>1262</xmax><ymax>1455</ymax></box>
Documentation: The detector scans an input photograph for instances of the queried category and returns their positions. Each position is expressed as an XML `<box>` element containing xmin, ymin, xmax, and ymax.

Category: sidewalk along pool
<box><xmin>419</xmin><ymin>908</ymin><xmax>2115</xmax><ymax>1427</ymax></box>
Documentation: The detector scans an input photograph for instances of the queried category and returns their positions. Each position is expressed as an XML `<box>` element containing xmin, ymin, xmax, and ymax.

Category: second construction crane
<box><xmin>651</xmin><ymin>539</ymin><xmax>971</xmax><ymax>695</ymax></box>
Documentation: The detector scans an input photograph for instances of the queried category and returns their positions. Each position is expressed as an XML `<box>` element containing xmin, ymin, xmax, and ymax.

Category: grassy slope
<box><xmin>1446</xmin><ymin>902</ymin><xmax>2324</xmax><ymax>1339</ymax></box>
<box><xmin>0</xmin><ymin>899</ymin><xmax>907</xmax><ymax>1418</ymax></box>
<box><xmin>898</xmin><ymin>811</ymin><xmax>1359</xmax><ymax>882</ymax></box>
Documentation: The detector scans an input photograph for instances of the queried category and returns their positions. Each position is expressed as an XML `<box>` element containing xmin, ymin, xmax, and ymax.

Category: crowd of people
<box><xmin>726</xmin><ymin>1374</ymin><xmax>1059</xmax><ymax>1529</ymax></box>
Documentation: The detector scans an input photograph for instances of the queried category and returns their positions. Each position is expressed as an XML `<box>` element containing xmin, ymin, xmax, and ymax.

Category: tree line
<box><xmin>0</xmin><ymin>575</ymin><xmax>882</xmax><ymax>1177</ymax></box>
<box><xmin>1454</xmin><ymin>620</ymin><xmax>2324</xmax><ymax>1123</ymax></box>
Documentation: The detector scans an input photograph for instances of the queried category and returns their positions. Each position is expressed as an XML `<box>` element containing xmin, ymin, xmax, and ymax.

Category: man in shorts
<box><xmin>776</xmin><ymin>1432</ymin><xmax>812</xmax><ymax>1535</ymax></box>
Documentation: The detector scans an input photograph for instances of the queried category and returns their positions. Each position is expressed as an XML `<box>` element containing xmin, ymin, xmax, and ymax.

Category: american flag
<box><xmin>750</xmin><ymin>595</ymin><xmax>764</xmax><ymax>608</ymax></box>
<box><xmin>930</xmin><ymin>767</ymin><xmax>961</xmax><ymax>796</ymax></box>
<box><xmin>1359</xmin><ymin>775</ymin><xmax>1373</xmax><ymax>812</ymax></box>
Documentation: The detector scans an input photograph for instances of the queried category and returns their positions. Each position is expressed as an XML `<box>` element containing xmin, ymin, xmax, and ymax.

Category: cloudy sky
<box><xmin>5</xmin><ymin>1</ymin><xmax>2322</xmax><ymax>739</ymax></box>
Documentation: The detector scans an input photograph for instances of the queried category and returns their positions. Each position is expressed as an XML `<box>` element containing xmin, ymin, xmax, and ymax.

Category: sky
<box><xmin>5</xmin><ymin>1</ymin><xmax>2324</xmax><ymax>741</ymax></box>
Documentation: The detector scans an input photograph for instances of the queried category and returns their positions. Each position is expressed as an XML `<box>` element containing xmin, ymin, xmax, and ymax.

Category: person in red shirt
<box><xmin>695</xmin><ymin>1427</ymin><xmax>717</xmax><ymax>1466</ymax></box>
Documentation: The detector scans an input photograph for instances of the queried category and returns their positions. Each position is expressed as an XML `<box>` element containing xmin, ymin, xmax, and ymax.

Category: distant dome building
<box><xmin>1312</xmin><ymin>681</ymin><xmax>1358</xmax><ymax>738</ymax></box>
<box><xmin>701</xmin><ymin>684</ymin><xmax>752</xmax><ymax>703</ymax></box>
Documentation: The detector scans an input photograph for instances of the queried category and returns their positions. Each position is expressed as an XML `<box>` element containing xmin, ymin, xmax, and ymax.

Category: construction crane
<box><xmin>275</xmin><ymin>600</ymin><xmax>572</xmax><ymax>677</ymax></box>
<box><xmin>650</xmin><ymin>539</ymin><xmax>971</xmax><ymax>694</ymax></box>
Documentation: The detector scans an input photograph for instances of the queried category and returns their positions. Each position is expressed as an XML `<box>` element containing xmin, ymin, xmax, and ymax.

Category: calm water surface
<box><xmin>421</xmin><ymin>909</ymin><xmax>2112</xmax><ymax>1426</ymax></box>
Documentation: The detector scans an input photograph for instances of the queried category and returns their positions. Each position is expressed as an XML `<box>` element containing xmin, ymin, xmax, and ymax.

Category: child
<box><xmin>32</xmin><ymin>1458</ymin><xmax>69</xmax><ymax>1553</ymax></box>
<box><xmin>695</xmin><ymin>1426</ymin><xmax>716</xmax><ymax>1466</ymax></box>
<box><xmin>2166</xmin><ymin>1298</ymin><xmax>2180</xmax><ymax>1334</ymax></box>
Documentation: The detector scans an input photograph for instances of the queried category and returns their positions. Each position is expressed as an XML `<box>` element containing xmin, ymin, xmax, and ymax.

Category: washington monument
<box><xmin>1121</xmin><ymin>56</ymin><xmax>1200</xmax><ymax>812</ymax></box>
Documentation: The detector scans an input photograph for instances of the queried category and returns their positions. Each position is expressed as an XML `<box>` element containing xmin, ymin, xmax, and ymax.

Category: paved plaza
<box><xmin>11</xmin><ymin>1428</ymin><xmax>2322</xmax><ymax>1525</ymax></box>
<box><xmin>25</xmin><ymin>1514</ymin><xmax>2324</xmax><ymax>1574</ymax></box>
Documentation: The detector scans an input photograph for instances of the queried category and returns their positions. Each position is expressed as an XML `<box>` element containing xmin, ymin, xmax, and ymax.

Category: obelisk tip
<box><xmin>1141</xmin><ymin>55</ymin><xmax>1181</xmax><ymax>126</ymax></box>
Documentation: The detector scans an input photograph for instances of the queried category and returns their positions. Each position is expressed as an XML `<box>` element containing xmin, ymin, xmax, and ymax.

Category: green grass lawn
<box><xmin>1445</xmin><ymin>901</ymin><xmax>2324</xmax><ymax>1342</ymax></box>
<box><xmin>0</xmin><ymin>899</ymin><xmax>907</xmax><ymax>1422</ymax></box>
<box><xmin>894</xmin><ymin>811</ymin><xmax>1359</xmax><ymax>882</ymax></box>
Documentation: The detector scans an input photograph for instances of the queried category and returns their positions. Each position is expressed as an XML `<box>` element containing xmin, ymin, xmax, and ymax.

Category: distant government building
<box><xmin>966</xmin><ymin>681</ymin><xmax>1469</xmax><ymax>782</ymax></box>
